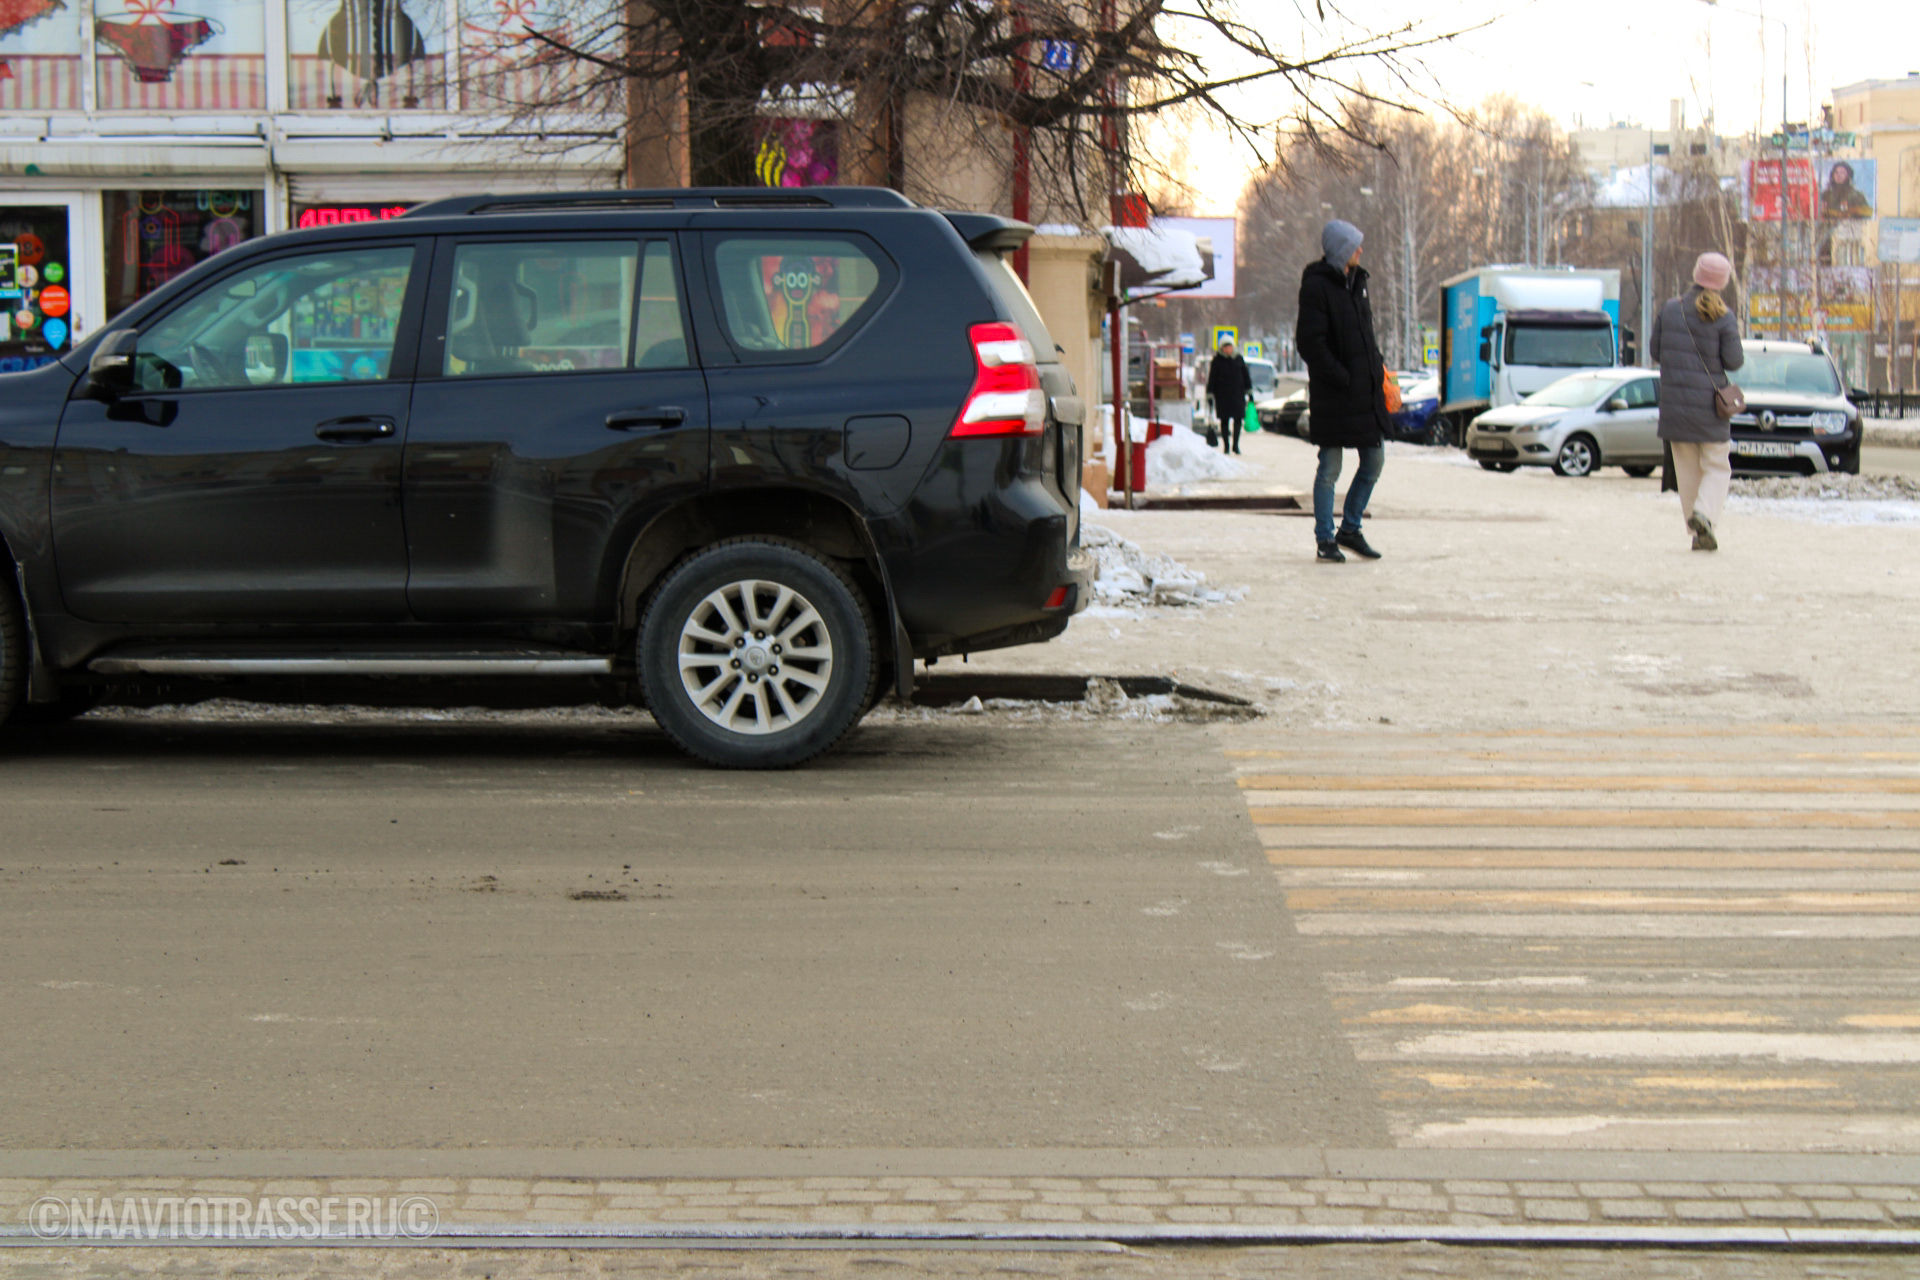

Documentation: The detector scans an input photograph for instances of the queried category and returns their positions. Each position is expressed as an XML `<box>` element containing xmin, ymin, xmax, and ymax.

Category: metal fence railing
<box><xmin>1849</xmin><ymin>391</ymin><xmax>1920</xmax><ymax>420</ymax></box>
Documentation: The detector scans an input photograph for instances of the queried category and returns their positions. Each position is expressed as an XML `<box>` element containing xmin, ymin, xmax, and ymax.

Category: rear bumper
<box><xmin>890</xmin><ymin>440</ymin><xmax>1089</xmax><ymax>659</ymax></box>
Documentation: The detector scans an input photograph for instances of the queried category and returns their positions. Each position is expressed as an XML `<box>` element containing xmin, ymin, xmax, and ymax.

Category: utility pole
<box><xmin>1642</xmin><ymin>127</ymin><xmax>1655</xmax><ymax>353</ymax></box>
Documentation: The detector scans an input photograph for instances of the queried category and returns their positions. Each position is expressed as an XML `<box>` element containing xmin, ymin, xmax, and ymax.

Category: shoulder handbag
<box><xmin>1684</xmin><ymin>317</ymin><xmax>1745</xmax><ymax>420</ymax></box>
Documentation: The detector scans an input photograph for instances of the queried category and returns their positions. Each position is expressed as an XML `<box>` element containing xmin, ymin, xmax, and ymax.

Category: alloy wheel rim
<box><xmin>677</xmin><ymin>579</ymin><xmax>834</xmax><ymax>735</ymax></box>
<box><xmin>1562</xmin><ymin>441</ymin><xmax>1592</xmax><ymax>475</ymax></box>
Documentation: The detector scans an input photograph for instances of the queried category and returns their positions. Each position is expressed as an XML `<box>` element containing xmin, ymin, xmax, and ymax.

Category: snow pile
<box><xmin>1727</xmin><ymin>474</ymin><xmax>1920</xmax><ymax>527</ymax></box>
<box><xmin>1145</xmin><ymin>423</ymin><xmax>1248</xmax><ymax>487</ymax></box>
<box><xmin>1731</xmin><ymin>474</ymin><xmax>1920</xmax><ymax>502</ymax></box>
<box><xmin>1864</xmin><ymin>418</ymin><xmax>1920</xmax><ymax>450</ymax></box>
<box><xmin>1081</xmin><ymin>522</ymin><xmax>1245</xmax><ymax>608</ymax></box>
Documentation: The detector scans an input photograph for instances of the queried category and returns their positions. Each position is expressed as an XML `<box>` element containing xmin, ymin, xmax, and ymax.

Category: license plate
<box><xmin>1734</xmin><ymin>441</ymin><xmax>1796</xmax><ymax>458</ymax></box>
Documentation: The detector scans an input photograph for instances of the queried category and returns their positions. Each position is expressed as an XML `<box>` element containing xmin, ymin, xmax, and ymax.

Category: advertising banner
<box><xmin>1749</xmin><ymin>265</ymin><xmax>1875</xmax><ymax>333</ymax></box>
<box><xmin>1882</xmin><ymin>218</ymin><xmax>1920</xmax><ymax>265</ymax></box>
<box><xmin>1817</xmin><ymin>159</ymin><xmax>1876</xmax><ymax>221</ymax></box>
<box><xmin>1744</xmin><ymin>158</ymin><xmax>1814</xmax><ymax>222</ymax></box>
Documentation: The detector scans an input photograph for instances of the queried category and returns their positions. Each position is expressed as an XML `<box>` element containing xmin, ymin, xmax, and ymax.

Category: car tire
<box><xmin>0</xmin><ymin>581</ymin><xmax>25</xmax><ymax>728</ymax></box>
<box><xmin>638</xmin><ymin>538</ymin><xmax>876</xmax><ymax>769</ymax></box>
<box><xmin>1552</xmin><ymin>434</ymin><xmax>1599</xmax><ymax>477</ymax></box>
<box><xmin>1839</xmin><ymin>447</ymin><xmax>1861</xmax><ymax>476</ymax></box>
<box><xmin>1622</xmin><ymin>465</ymin><xmax>1656</xmax><ymax>478</ymax></box>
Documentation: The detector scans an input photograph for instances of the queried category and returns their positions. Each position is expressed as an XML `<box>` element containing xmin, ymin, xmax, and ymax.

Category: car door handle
<box><xmin>314</xmin><ymin>416</ymin><xmax>397</xmax><ymax>442</ymax></box>
<box><xmin>605</xmin><ymin>406</ymin><xmax>687</xmax><ymax>432</ymax></box>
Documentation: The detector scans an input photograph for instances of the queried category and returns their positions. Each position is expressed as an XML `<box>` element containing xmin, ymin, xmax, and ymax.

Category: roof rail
<box><xmin>402</xmin><ymin>187</ymin><xmax>919</xmax><ymax>219</ymax></box>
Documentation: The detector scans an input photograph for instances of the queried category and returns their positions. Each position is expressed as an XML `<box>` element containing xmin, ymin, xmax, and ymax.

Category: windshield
<box><xmin>1404</xmin><ymin>376</ymin><xmax>1439</xmax><ymax>400</ymax></box>
<box><xmin>1523</xmin><ymin>373</ymin><xmax>1616</xmax><ymax>408</ymax></box>
<box><xmin>1508</xmin><ymin>324</ymin><xmax>1614</xmax><ymax>368</ymax></box>
<box><xmin>1729</xmin><ymin>350</ymin><xmax>1841</xmax><ymax>397</ymax></box>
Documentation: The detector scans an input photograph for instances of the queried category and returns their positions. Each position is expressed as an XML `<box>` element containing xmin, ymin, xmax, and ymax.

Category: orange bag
<box><xmin>1382</xmin><ymin>368</ymin><xmax>1403</xmax><ymax>414</ymax></box>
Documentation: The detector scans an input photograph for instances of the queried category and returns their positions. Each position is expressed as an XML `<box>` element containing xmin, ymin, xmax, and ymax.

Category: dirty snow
<box><xmin>1145</xmin><ymin>424</ymin><xmax>1248</xmax><ymax>487</ymax></box>
<box><xmin>1727</xmin><ymin>474</ymin><xmax>1920</xmax><ymax>526</ymax></box>
<box><xmin>1080</xmin><ymin>521</ymin><xmax>1246</xmax><ymax>609</ymax></box>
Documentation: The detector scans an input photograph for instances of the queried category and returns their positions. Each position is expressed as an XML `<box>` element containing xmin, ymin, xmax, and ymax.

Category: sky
<box><xmin>1177</xmin><ymin>0</ymin><xmax>1914</xmax><ymax>206</ymax></box>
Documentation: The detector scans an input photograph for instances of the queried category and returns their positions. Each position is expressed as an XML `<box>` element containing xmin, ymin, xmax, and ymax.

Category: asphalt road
<box><xmin>0</xmin><ymin>714</ymin><xmax>1377</xmax><ymax>1152</ymax></box>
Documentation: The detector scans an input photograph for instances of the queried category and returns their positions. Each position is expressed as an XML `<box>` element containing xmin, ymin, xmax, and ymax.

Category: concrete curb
<box><xmin>5</xmin><ymin>1148</ymin><xmax>1919</xmax><ymax>1183</ymax></box>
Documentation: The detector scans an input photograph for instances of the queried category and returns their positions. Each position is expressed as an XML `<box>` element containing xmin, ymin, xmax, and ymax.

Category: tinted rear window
<box><xmin>973</xmin><ymin>250</ymin><xmax>1058</xmax><ymax>362</ymax></box>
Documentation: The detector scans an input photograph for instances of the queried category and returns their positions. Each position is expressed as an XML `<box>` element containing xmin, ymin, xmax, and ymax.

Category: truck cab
<box><xmin>1439</xmin><ymin>268</ymin><xmax>1622</xmax><ymax>445</ymax></box>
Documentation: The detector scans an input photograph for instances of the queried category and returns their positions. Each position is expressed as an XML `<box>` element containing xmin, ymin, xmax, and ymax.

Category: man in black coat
<box><xmin>1296</xmin><ymin>219</ymin><xmax>1389</xmax><ymax>563</ymax></box>
<box><xmin>1205</xmin><ymin>339</ymin><xmax>1252</xmax><ymax>453</ymax></box>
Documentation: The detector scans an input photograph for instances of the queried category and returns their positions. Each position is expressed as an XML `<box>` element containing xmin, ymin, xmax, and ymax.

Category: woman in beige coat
<box><xmin>1650</xmin><ymin>252</ymin><xmax>1744</xmax><ymax>551</ymax></box>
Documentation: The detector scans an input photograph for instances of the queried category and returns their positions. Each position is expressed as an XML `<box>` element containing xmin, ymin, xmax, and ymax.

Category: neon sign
<box><xmin>296</xmin><ymin>204</ymin><xmax>412</xmax><ymax>229</ymax></box>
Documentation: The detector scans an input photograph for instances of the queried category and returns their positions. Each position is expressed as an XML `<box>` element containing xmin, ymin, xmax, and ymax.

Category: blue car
<box><xmin>1390</xmin><ymin>374</ymin><xmax>1443</xmax><ymax>444</ymax></box>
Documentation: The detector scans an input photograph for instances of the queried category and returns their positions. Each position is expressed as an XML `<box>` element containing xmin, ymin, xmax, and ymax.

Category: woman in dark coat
<box><xmin>1296</xmin><ymin>219</ymin><xmax>1390</xmax><ymax>562</ymax></box>
<box><xmin>1205</xmin><ymin>340</ymin><xmax>1253</xmax><ymax>453</ymax></box>
<box><xmin>1651</xmin><ymin>251</ymin><xmax>1744</xmax><ymax>551</ymax></box>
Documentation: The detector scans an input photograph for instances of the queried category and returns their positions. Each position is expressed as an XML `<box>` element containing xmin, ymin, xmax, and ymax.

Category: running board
<box><xmin>89</xmin><ymin>650</ymin><xmax>614</xmax><ymax>677</ymax></box>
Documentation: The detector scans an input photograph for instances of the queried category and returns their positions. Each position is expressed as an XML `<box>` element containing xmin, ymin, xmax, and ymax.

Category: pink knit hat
<box><xmin>1693</xmin><ymin>252</ymin><xmax>1733</xmax><ymax>291</ymax></box>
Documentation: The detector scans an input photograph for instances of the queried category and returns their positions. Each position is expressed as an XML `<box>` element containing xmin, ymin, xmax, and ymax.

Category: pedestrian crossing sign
<box><xmin>1210</xmin><ymin>326</ymin><xmax>1237</xmax><ymax>350</ymax></box>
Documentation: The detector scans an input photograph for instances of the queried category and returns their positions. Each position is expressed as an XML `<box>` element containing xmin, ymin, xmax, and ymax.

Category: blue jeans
<box><xmin>1313</xmin><ymin>445</ymin><xmax>1384</xmax><ymax>543</ymax></box>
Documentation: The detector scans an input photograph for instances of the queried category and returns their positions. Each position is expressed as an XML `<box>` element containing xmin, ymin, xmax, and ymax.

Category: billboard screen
<box><xmin>1817</xmin><ymin>159</ymin><xmax>1876</xmax><ymax>220</ymax></box>
<box><xmin>1746</xmin><ymin>158</ymin><xmax>1878</xmax><ymax>222</ymax></box>
<box><xmin>1749</xmin><ymin>266</ymin><xmax>1875</xmax><ymax>333</ymax></box>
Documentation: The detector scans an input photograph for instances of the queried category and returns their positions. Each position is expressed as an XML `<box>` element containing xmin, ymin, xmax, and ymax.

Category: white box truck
<box><xmin>1436</xmin><ymin>267</ymin><xmax>1623</xmax><ymax>445</ymax></box>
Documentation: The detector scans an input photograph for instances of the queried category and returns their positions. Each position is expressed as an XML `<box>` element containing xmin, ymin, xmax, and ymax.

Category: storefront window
<box><xmin>459</xmin><ymin>0</ymin><xmax>585</xmax><ymax>108</ymax></box>
<box><xmin>0</xmin><ymin>0</ymin><xmax>83</xmax><ymax>110</ymax></box>
<box><xmin>94</xmin><ymin>0</ymin><xmax>264</xmax><ymax>110</ymax></box>
<box><xmin>103</xmin><ymin>190</ymin><xmax>261</xmax><ymax>318</ymax></box>
<box><xmin>0</xmin><ymin>206</ymin><xmax>75</xmax><ymax>369</ymax></box>
<box><xmin>288</xmin><ymin>0</ymin><xmax>446</xmax><ymax>110</ymax></box>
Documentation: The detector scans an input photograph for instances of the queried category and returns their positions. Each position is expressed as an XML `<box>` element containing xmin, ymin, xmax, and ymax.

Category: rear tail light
<box><xmin>951</xmin><ymin>321</ymin><xmax>1045</xmax><ymax>437</ymax></box>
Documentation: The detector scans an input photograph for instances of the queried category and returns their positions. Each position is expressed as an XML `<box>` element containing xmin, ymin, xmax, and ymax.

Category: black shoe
<box><xmin>1316</xmin><ymin>541</ymin><xmax>1346</xmax><ymax>563</ymax></box>
<box><xmin>1335</xmin><ymin>529</ymin><xmax>1381</xmax><ymax>559</ymax></box>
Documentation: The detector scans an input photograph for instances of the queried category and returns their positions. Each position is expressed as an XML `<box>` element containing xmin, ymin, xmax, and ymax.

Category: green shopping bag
<box><xmin>1244</xmin><ymin>403</ymin><xmax>1260</xmax><ymax>433</ymax></box>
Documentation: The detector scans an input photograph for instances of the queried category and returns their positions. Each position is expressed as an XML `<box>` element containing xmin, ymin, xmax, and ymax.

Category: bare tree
<box><xmin>491</xmin><ymin>0</ymin><xmax>1478</xmax><ymax>219</ymax></box>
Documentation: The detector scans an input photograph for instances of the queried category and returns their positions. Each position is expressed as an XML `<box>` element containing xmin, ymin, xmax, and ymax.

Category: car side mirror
<box><xmin>85</xmin><ymin>329</ymin><xmax>142</xmax><ymax>400</ymax></box>
<box><xmin>1605</xmin><ymin>397</ymin><xmax>1629</xmax><ymax>412</ymax></box>
<box><xmin>1478</xmin><ymin>340</ymin><xmax>1492</xmax><ymax>363</ymax></box>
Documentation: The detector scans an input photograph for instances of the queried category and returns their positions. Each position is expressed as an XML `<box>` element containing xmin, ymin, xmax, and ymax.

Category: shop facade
<box><xmin>1</xmin><ymin>0</ymin><xmax>620</xmax><ymax>370</ymax></box>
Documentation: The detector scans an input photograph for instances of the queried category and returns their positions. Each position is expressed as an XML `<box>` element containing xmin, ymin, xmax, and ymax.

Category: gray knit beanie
<box><xmin>1322</xmin><ymin>219</ymin><xmax>1364</xmax><ymax>272</ymax></box>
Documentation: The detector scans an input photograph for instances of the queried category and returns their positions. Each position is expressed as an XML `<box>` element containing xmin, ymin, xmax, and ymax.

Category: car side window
<box><xmin>445</xmin><ymin>241</ymin><xmax>646</xmax><ymax>377</ymax></box>
<box><xmin>135</xmin><ymin>246</ymin><xmax>415</xmax><ymax>392</ymax></box>
<box><xmin>709</xmin><ymin>235</ymin><xmax>888</xmax><ymax>359</ymax></box>
<box><xmin>1622</xmin><ymin>378</ymin><xmax>1659</xmax><ymax>409</ymax></box>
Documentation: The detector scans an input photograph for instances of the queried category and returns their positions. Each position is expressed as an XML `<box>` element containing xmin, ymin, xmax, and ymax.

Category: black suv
<box><xmin>0</xmin><ymin>187</ymin><xmax>1090</xmax><ymax>766</ymax></box>
<box><xmin>1726</xmin><ymin>339</ymin><xmax>1862</xmax><ymax>476</ymax></box>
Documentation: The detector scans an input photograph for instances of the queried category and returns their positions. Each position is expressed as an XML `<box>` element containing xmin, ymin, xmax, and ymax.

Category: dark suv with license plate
<box><xmin>1726</xmin><ymin>339</ymin><xmax>1860</xmax><ymax>475</ymax></box>
<box><xmin>0</xmin><ymin>187</ymin><xmax>1090</xmax><ymax>766</ymax></box>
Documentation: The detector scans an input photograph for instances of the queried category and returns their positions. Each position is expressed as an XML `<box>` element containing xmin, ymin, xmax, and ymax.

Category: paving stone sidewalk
<box><xmin>6</xmin><ymin>1175</ymin><xmax>1919</xmax><ymax>1232</ymax></box>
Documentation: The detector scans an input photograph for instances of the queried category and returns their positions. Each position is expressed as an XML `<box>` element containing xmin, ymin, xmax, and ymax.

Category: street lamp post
<box><xmin>1696</xmin><ymin>0</ymin><xmax>1790</xmax><ymax>335</ymax></box>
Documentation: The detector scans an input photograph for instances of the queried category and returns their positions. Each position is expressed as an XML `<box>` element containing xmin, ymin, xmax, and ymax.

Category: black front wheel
<box><xmin>1622</xmin><ymin>465</ymin><xmax>1656</xmax><ymax>478</ymax></box>
<box><xmin>638</xmin><ymin>538</ymin><xmax>876</xmax><ymax>769</ymax></box>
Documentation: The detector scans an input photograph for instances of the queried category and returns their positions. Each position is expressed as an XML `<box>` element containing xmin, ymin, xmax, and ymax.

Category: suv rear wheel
<box><xmin>639</xmin><ymin>539</ymin><xmax>876</xmax><ymax>769</ymax></box>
